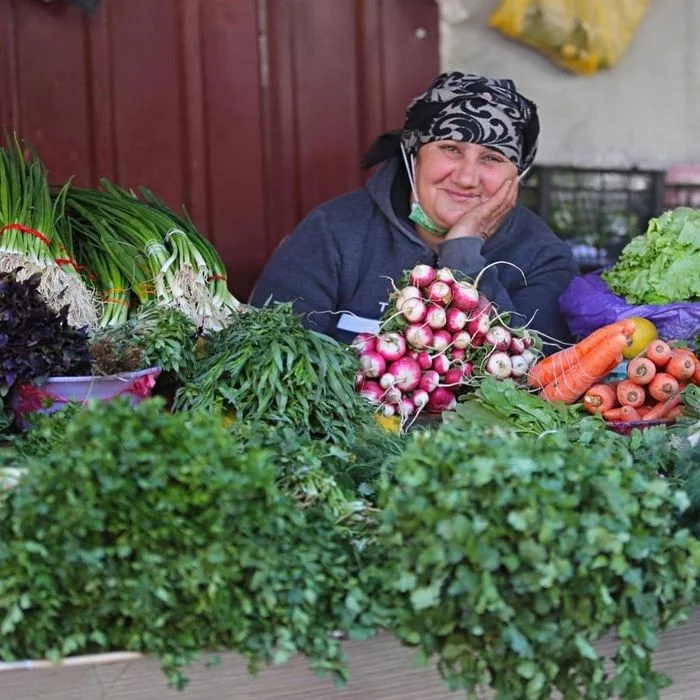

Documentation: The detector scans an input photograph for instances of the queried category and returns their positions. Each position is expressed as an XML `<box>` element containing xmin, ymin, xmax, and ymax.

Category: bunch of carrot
<box><xmin>527</xmin><ymin>319</ymin><xmax>635</xmax><ymax>404</ymax></box>
<box><xmin>582</xmin><ymin>339</ymin><xmax>700</xmax><ymax>422</ymax></box>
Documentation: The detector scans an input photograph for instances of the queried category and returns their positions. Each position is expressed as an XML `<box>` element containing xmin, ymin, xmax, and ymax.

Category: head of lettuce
<box><xmin>602</xmin><ymin>207</ymin><xmax>700</xmax><ymax>304</ymax></box>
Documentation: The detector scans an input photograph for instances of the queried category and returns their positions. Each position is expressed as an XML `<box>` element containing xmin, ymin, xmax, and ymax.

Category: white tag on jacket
<box><xmin>336</xmin><ymin>314</ymin><xmax>381</xmax><ymax>335</ymax></box>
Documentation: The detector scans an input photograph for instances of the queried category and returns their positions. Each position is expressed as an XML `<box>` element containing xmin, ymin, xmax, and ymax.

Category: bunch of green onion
<box><xmin>64</xmin><ymin>181</ymin><xmax>241</xmax><ymax>330</ymax></box>
<box><xmin>0</xmin><ymin>134</ymin><xmax>97</xmax><ymax>329</ymax></box>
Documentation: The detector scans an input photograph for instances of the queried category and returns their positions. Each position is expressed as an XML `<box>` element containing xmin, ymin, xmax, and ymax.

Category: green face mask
<box><xmin>401</xmin><ymin>142</ymin><xmax>450</xmax><ymax>238</ymax></box>
<box><xmin>409</xmin><ymin>201</ymin><xmax>449</xmax><ymax>237</ymax></box>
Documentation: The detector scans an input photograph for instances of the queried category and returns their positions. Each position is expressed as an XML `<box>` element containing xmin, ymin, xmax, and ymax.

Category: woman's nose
<box><xmin>452</xmin><ymin>158</ymin><xmax>479</xmax><ymax>187</ymax></box>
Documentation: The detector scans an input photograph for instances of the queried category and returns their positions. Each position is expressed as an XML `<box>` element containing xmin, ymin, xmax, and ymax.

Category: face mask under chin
<box><xmin>408</xmin><ymin>201</ymin><xmax>450</xmax><ymax>237</ymax></box>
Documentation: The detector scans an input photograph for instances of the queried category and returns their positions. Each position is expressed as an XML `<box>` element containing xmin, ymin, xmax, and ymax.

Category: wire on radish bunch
<box><xmin>353</xmin><ymin>263</ymin><xmax>541</xmax><ymax>429</ymax></box>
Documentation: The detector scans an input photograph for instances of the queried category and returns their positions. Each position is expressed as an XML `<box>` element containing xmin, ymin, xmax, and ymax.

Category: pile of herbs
<box><xmin>601</xmin><ymin>206</ymin><xmax>700</xmax><ymax>304</ymax></box>
<box><xmin>174</xmin><ymin>303</ymin><xmax>375</xmax><ymax>447</ymax></box>
<box><xmin>0</xmin><ymin>398</ymin><xmax>377</xmax><ymax>688</ymax></box>
<box><xmin>0</xmin><ymin>270</ymin><xmax>91</xmax><ymax>431</ymax></box>
<box><xmin>372</xmin><ymin>419</ymin><xmax>700</xmax><ymax>700</ymax></box>
<box><xmin>226</xmin><ymin>418</ymin><xmax>405</xmax><ymax>545</ymax></box>
<box><xmin>89</xmin><ymin>302</ymin><xmax>198</xmax><ymax>376</ymax></box>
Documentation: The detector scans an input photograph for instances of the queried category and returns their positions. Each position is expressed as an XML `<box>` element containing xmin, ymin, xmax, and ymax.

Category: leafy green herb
<box><xmin>90</xmin><ymin>302</ymin><xmax>197</xmax><ymax>377</ymax></box>
<box><xmin>0</xmin><ymin>398</ymin><xmax>373</xmax><ymax>688</ymax></box>
<box><xmin>173</xmin><ymin>303</ymin><xmax>375</xmax><ymax>446</ymax></box>
<box><xmin>602</xmin><ymin>207</ymin><xmax>700</xmax><ymax>303</ymax></box>
<box><xmin>373</xmin><ymin>420</ymin><xmax>700</xmax><ymax>699</ymax></box>
<box><xmin>452</xmin><ymin>377</ymin><xmax>590</xmax><ymax>437</ymax></box>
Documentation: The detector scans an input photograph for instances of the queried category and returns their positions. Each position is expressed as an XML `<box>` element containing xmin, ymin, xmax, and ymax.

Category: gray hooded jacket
<box><xmin>250</xmin><ymin>159</ymin><xmax>578</xmax><ymax>345</ymax></box>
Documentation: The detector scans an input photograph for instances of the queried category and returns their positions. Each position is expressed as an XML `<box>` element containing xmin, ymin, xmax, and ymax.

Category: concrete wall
<box><xmin>437</xmin><ymin>0</ymin><xmax>700</xmax><ymax>170</ymax></box>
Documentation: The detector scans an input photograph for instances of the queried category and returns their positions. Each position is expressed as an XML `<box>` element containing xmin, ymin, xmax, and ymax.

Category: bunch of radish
<box><xmin>582</xmin><ymin>339</ymin><xmax>700</xmax><ymax>423</ymax></box>
<box><xmin>353</xmin><ymin>264</ymin><xmax>541</xmax><ymax>425</ymax></box>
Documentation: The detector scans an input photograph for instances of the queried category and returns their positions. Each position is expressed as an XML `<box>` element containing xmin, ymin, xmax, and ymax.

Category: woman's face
<box><xmin>413</xmin><ymin>140</ymin><xmax>519</xmax><ymax>230</ymax></box>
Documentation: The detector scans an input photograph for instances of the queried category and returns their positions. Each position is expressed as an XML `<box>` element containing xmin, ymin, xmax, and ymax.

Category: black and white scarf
<box><xmin>363</xmin><ymin>72</ymin><xmax>539</xmax><ymax>175</ymax></box>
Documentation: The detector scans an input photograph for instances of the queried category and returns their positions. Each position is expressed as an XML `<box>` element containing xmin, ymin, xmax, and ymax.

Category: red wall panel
<box><xmin>199</xmin><ymin>0</ymin><xmax>267</xmax><ymax>299</ymax></box>
<box><xmin>0</xmin><ymin>0</ymin><xmax>438</xmax><ymax>300</ymax></box>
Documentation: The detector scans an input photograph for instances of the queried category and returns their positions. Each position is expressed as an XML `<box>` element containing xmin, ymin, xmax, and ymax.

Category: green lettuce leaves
<box><xmin>602</xmin><ymin>206</ymin><xmax>700</xmax><ymax>303</ymax></box>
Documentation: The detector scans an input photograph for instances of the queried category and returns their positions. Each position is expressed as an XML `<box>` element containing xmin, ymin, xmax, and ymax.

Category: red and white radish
<box><xmin>352</xmin><ymin>332</ymin><xmax>376</xmax><ymax>355</ymax></box>
<box><xmin>379</xmin><ymin>373</ymin><xmax>395</xmax><ymax>390</ymax></box>
<box><xmin>445</xmin><ymin>307</ymin><xmax>468</xmax><ymax>333</ymax></box>
<box><xmin>451</xmin><ymin>348</ymin><xmax>466</xmax><ymax>362</ymax></box>
<box><xmin>451</xmin><ymin>330</ymin><xmax>472</xmax><ymax>350</ymax></box>
<box><xmin>426</xmin><ymin>280</ymin><xmax>452</xmax><ymax>305</ymax></box>
<box><xmin>360</xmin><ymin>381</ymin><xmax>384</xmax><ymax>404</ymax></box>
<box><xmin>398</xmin><ymin>396</ymin><xmax>415</xmax><ymax>417</ymax></box>
<box><xmin>396</xmin><ymin>285</ymin><xmax>421</xmax><ymax>304</ymax></box>
<box><xmin>427</xmin><ymin>387</ymin><xmax>457</xmax><ymax>413</ymax></box>
<box><xmin>412</xmin><ymin>389</ymin><xmax>429</xmax><ymax>409</ymax></box>
<box><xmin>376</xmin><ymin>332</ymin><xmax>406</xmax><ymax>361</ymax></box>
<box><xmin>387</xmin><ymin>356</ymin><xmax>422</xmax><ymax>393</ymax></box>
<box><xmin>432</xmin><ymin>354</ymin><xmax>451</xmax><ymax>375</ymax></box>
<box><xmin>436</xmin><ymin>267</ymin><xmax>455</xmax><ymax>284</ymax></box>
<box><xmin>360</xmin><ymin>351</ymin><xmax>386</xmax><ymax>379</ymax></box>
<box><xmin>510</xmin><ymin>354</ymin><xmax>529</xmax><ymax>378</ymax></box>
<box><xmin>467</xmin><ymin>312</ymin><xmax>490</xmax><ymax>338</ymax></box>
<box><xmin>416</xmin><ymin>351</ymin><xmax>433</xmax><ymax>370</ymax></box>
<box><xmin>451</xmin><ymin>280</ymin><xmax>479</xmax><ymax>311</ymax></box>
<box><xmin>405</xmin><ymin>323</ymin><xmax>434</xmax><ymax>350</ymax></box>
<box><xmin>485</xmin><ymin>325</ymin><xmax>512</xmax><ymax>352</ymax></box>
<box><xmin>425</xmin><ymin>305</ymin><xmax>447</xmax><ymax>330</ymax></box>
<box><xmin>400</xmin><ymin>296</ymin><xmax>427</xmax><ymax>323</ymax></box>
<box><xmin>431</xmin><ymin>330</ymin><xmax>452</xmax><ymax>354</ymax></box>
<box><xmin>509</xmin><ymin>336</ymin><xmax>525</xmax><ymax>355</ymax></box>
<box><xmin>485</xmin><ymin>351</ymin><xmax>512</xmax><ymax>379</ymax></box>
<box><xmin>419</xmin><ymin>370</ymin><xmax>440</xmax><ymax>393</ymax></box>
<box><xmin>409</xmin><ymin>264</ymin><xmax>436</xmax><ymax>288</ymax></box>
<box><xmin>443</xmin><ymin>367</ymin><xmax>463</xmax><ymax>386</ymax></box>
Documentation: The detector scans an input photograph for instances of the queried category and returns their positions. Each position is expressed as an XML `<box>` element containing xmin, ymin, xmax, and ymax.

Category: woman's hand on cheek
<box><xmin>444</xmin><ymin>178</ymin><xmax>518</xmax><ymax>242</ymax></box>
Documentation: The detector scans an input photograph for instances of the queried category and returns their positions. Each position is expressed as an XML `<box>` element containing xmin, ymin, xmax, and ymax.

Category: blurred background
<box><xmin>1</xmin><ymin>0</ymin><xmax>699</xmax><ymax>298</ymax></box>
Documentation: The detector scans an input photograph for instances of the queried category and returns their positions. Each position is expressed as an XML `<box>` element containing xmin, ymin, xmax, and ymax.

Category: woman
<box><xmin>250</xmin><ymin>72</ymin><xmax>578</xmax><ymax>347</ymax></box>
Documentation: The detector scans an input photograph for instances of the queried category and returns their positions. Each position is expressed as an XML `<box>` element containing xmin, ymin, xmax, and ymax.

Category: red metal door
<box><xmin>0</xmin><ymin>0</ymin><xmax>439</xmax><ymax>299</ymax></box>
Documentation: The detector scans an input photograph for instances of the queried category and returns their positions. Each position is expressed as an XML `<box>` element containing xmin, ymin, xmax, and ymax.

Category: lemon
<box><xmin>375</xmin><ymin>413</ymin><xmax>401</xmax><ymax>434</ymax></box>
<box><xmin>622</xmin><ymin>317</ymin><xmax>659</xmax><ymax>360</ymax></box>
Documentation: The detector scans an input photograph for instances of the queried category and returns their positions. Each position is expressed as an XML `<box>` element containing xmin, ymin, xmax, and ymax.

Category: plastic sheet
<box><xmin>559</xmin><ymin>271</ymin><xmax>700</xmax><ymax>342</ymax></box>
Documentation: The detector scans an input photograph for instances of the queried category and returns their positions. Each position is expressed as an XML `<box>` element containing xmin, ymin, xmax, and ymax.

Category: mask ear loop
<box><xmin>400</xmin><ymin>142</ymin><xmax>420</xmax><ymax>202</ymax></box>
<box><xmin>518</xmin><ymin>163</ymin><xmax>533</xmax><ymax>183</ymax></box>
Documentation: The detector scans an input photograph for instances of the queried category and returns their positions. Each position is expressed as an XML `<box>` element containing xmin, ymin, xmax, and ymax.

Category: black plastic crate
<box><xmin>519</xmin><ymin>166</ymin><xmax>666</xmax><ymax>272</ymax></box>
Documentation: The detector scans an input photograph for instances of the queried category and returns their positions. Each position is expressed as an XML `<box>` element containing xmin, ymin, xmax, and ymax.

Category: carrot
<box><xmin>644</xmin><ymin>340</ymin><xmax>672</xmax><ymax>368</ymax></box>
<box><xmin>616</xmin><ymin>379</ymin><xmax>646</xmax><ymax>408</ymax></box>
<box><xmin>644</xmin><ymin>394</ymin><xmax>682</xmax><ymax>421</ymax></box>
<box><xmin>527</xmin><ymin>321</ymin><xmax>632</xmax><ymax>389</ymax></box>
<box><xmin>693</xmin><ymin>363</ymin><xmax>700</xmax><ymax>386</ymax></box>
<box><xmin>626</xmin><ymin>357</ymin><xmax>656</xmax><ymax>386</ymax></box>
<box><xmin>637</xmin><ymin>405</ymin><xmax>652</xmax><ymax>418</ymax></box>
<box><xmin>666</xmin><ymin>351</ymin><xmax>696</xmax><ymax>382</ymax></box>
<box><xmin>582</xmin><ymin>383</ymin><xmax>617</xmax><ymax>414</ymax></box>
<box><xmin>539</xmin><ymin>333</ymin><xmax>628</xmax><ymax>404</ymax></box>
<box><xmin>647</xmin><ymin>372</ymin><xmax>679</xmax><ymax>402</ymax></box>
<box><xmin>603</xmin><ymin>405</ymin><xmax>640</xmax><ymax>422</ymax></box>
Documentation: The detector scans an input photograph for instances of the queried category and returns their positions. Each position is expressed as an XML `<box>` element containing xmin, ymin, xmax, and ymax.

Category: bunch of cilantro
<box><xmin>602</xmin><ymin>206</ymin><xmax>700</xmax><ymax>304</ymax></box>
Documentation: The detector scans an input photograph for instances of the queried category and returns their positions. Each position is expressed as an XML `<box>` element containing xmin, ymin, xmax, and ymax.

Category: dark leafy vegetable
<box><xmin>374</xmin><ymin>420</ymin><xmax>700</xmax><ymax>699</ymax></box>
<box><xmin>0</xmin><ymin>270</ymin><xmax>91</xmax><ymax>429</ymax></box>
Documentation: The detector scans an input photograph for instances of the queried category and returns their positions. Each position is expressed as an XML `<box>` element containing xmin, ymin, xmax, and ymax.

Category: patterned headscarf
<box><xmin>363</xmin><ymin>72</ymin><xmax>539</xmax><ymax>175</ymax></box>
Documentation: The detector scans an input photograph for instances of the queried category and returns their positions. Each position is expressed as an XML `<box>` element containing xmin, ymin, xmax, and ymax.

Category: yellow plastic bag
<box><xmin>489</xmin><ymin>0</ymin><xmax>649</xmax><ymax>75</ymax></box>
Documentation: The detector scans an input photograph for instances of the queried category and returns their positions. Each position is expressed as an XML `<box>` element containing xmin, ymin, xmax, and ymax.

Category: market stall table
<box><xmin>3</xmin><ymin>608</ymin><xmax>700</xmax><ymax>700</ymax></box>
